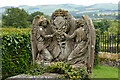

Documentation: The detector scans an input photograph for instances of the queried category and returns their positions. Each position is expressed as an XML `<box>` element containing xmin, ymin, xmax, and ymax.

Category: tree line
<box><xmin>93</xmin><ymin>20</ymin><xmax>118</xmax><ymax>35</ymax></box>
<box><xmin>2</xmin><ymin>7</ymin><xmax>118</xmax><ymax>35</ymax></box>
<box><xmin>2</xmin><ymin>7</ymin><xmax>49</xmax><ymax>28</ymax></box>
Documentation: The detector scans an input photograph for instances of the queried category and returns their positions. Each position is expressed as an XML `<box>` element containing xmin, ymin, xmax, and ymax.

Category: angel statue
<box><xmin>31</xmin><ymin>9</ymin><xmax>96</xmax><ymax>77</ymax></box>
<box><xmin>63</xmin><ymin>15</ymin><xmax>96</xmax><ymax>74</ymax></box>
<box><xmin>31</xmin><ymin>15</ymin><xmax>56</xmax><ymax>64</ymax></box>
<box><xmin>63</xmin><ymin>18</ymin><xmax>88</xmax><ymax>63</ymax></box>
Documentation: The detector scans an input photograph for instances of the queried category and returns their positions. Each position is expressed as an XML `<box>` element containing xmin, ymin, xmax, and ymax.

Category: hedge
<box><xmin>2</xmin><ymin>29</ymin><xmax>32</xmax><ymax>79</ymax></box>
<box><xmin>2</xmin><ymin>28</ymin><xmax>100</xmax><ymax>79</ymax></box>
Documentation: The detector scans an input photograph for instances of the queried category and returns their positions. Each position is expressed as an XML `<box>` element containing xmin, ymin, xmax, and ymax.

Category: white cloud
<box><xmin>0</xmin><ymin>0</ymin><xmax>119</xmax><ymax>7</ymax></box>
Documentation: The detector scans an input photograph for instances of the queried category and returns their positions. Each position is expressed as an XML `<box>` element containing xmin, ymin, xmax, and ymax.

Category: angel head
<box><xmin>75</xmin><ymin>19</ymin><xmax>85</xmax><ymax>28</ymax></box>
<box><xmin>38</xmin><ymin>16</ymin><xmax>49</xmax><ymax>28</ymax></box>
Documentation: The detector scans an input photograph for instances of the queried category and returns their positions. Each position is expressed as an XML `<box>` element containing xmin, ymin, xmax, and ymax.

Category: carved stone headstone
<box><xmin>31</xmin><ymin>9</ymin><xmax>96</xmax><ymax>74</ymax></box>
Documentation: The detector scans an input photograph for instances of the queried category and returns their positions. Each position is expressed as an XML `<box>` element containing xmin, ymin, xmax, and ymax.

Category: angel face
<box><xmin>41</xmin><ymin>20</ymin><xmax>47</xmax><ymax>27</ymax></box>
<box><xmin>39</xmin><ymin>19</ymin><xmax>49</xmax><ymax>28</ymax></box>
<box><xmin>75</xmin><ymin>19</ymin><xmax>85</xmax><ymax>28</ymax></box>
<box><xmin>54</xmin><ymin>16</ymin><xmax>66</xmax><ymax>29</ymax></box>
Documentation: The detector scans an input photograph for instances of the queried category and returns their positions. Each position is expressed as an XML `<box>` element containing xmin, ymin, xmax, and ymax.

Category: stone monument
<box><xmin>31</xmin><ymin>9</ymin><xmax>96</xmax><ymax>74</ymax></box>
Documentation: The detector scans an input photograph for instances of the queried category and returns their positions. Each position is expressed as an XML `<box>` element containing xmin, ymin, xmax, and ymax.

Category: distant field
<box><xmin>0</xmin><ymin>28</ymin><xmax>31</xmax><ymax>35</ymax></box>
<box><xmin>0</xmin><ymin>28</ymin><xmax>31</xmax><ymax>31</ymax></box>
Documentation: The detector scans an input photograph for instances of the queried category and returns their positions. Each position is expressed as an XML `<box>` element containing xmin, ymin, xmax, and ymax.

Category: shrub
<box><xmin>27</xmin><ymin>62</ymin><xmax>89</xmax><ymax>79</ymax></box>
<box><xmin>2</xmin><ymin>29</ymin><xmax>32</xmax><ymax>79</ymax></box>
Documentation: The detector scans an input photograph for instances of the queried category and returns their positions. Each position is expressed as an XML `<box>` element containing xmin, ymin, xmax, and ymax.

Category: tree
<box><xmin>2</xmin><ymin>7</ymin><xmax>29</xmax><ymax>28</ymax></box>
<box><xmin>93</xmin><ymin>20</ymin><xmax>111</xmax><ymax>34</ymax></box>
<box><xmin>104</xmin><ymin>21</ymin><xmax>119</xmax><ymax>44</ymax></box>
<box><xmin>104</xmin><ymin>21</ymin><xmax>118</xmax><ymax>34</ymax></box>
<box><xmin>28</xmin><ymin>11</ymin><xmax>44</xmax><ymax>23</ymax></box>
<box><xmin>28</xmin><ymin>11</ymin><xmax>50</xmax><ymax>24</ymax></box>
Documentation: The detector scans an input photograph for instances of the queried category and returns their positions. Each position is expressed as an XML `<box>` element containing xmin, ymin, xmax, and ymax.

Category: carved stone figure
<box><xmin>31</xmin><ymin>9</ymin><xmax>96</xmax><ymax>74</ymax></box>
<box><xmin>31</xmin><ymin>15</ymin><xmax>55</xmax><ymax>63</ymax></box>
<box><xmin>63</xmin><ymin>19</ymin><xmax>87</xmax><ymax>62</ymax></box>
<box><xmin>50</xmin><ymin>9</ymin><xmax>71</xmax><ymax>61</ymax></box>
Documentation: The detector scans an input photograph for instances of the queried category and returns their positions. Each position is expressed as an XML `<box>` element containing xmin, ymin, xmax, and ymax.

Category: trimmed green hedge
<box><xmin>2</xmin><ymin>30</ymin><xmax>32</xmax><ymax>79</ymax></box>
<box><xmin>2</xmin><ymin>28</ymin><xmax>100</xmax><ymax>79</ymax></box>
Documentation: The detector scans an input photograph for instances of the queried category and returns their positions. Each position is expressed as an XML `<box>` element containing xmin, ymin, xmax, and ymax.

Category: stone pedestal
<box><xmin>6</xmin><ymin>73</ymin><xmax>60</xmax><ymax>80</ymax></box>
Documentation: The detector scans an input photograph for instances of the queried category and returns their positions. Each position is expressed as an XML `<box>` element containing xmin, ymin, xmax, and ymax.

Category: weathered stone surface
<box><xmin>99</xmin><ymin>52</ymin><xmax>120</xmax><ymax>67</ymax></box>
<box><xmin>6</xmin><ymin>73</ymin><xmax>60</xmax><ymax>80</ymax></box>
<box><xmin>31</xmin><ymin>9</ymin><xmax>96</xmax><ymax>74</ymax></box>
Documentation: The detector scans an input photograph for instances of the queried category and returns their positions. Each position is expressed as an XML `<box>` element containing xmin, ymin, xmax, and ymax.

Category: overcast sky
<box><xmin>0</xmin><ymin>0</ymin><xmax>119</xmax><ymax>7</ymax></box>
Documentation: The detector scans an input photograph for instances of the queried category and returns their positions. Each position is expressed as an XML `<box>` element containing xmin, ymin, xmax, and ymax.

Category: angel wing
<box><xmin>82</xmin><ymin>15</ymin><xmax>96</xmax><ymax>73</ymax></box>
<box><xmin>31</xmin><ymin>15</ymin><xmax>41</xmax><ymax>64</ymax></box>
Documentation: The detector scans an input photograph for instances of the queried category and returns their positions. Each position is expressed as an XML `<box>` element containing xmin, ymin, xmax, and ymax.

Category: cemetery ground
<box><xmin>93</xmin><ymin>65</ymin><xmax>118</xmax><ymax>78</ymax></box>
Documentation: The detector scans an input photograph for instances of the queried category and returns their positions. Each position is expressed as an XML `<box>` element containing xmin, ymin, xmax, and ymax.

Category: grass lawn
<box><xmin>93</xmin><ymin>65</ymin><xmax>118</xmax><ymax>78</ymax></box>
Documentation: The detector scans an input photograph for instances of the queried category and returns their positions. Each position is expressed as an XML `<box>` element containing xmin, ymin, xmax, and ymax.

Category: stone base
<box><xmin>100</xmin><ymin>59</ymin><xmax>119</xmax><ymax>67</ymax></box>
<box><xmin>6</xmin><ymin>73</ymin><xmax>60</xmax><ymax>80</ymax></box>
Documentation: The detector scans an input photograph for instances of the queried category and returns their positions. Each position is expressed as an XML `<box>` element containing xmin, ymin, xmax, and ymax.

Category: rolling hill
<box><xmin>0</xmin><ymin>3</ymin><xmax>118</xmax><ymax>20</ymax></box>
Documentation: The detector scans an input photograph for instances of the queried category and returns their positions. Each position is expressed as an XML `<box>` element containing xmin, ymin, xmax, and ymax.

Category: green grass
<box><xmin>93</xmin><ymin>65</ymin><xmax>118</xmax><ymax>78</ymax></box>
